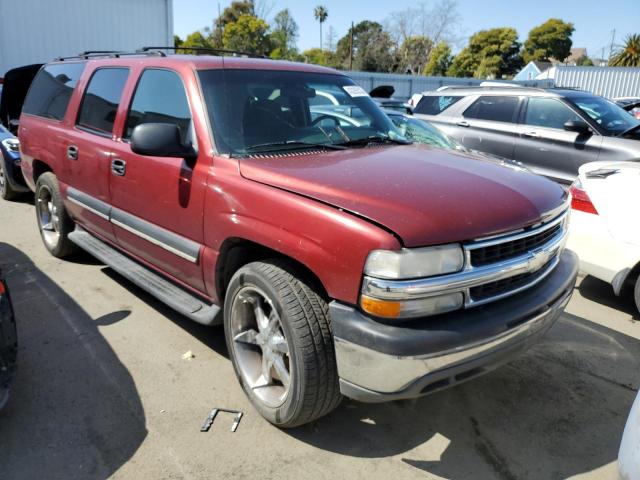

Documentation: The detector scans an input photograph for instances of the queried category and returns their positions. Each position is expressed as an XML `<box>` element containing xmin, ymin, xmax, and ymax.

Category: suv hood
<box><xmin>239</xmin><ymin>145</ymin><xmax>567</xmax><ymax>247</ymax></box>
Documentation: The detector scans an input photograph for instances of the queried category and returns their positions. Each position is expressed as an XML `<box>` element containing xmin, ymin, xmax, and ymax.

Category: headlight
<box><xmin>364</xmin><ymin>244</ymin><xmax>464</xmax><ymax>280</ymax></box>
<box><xmin>361</xmin><ymin>244</ymin><xmax>465</xmax><ymax>319</ymax></box>
<box><xmin>1</xmin><ymin>138</ymin><xmax>20</xmax><ymax>153</ymax></box>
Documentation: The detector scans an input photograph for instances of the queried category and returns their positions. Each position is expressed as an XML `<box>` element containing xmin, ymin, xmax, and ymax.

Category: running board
<box><xmin>68</xmin><ymin>229</ymin><xmax>221</xmax><ymax>325</ymax></box>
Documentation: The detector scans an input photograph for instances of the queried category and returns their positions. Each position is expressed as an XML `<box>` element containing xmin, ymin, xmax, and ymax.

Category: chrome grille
<box><xmin>470</xmin><ymin>223</ymin><xmax>562</xmax><ymax>267</ymax></box>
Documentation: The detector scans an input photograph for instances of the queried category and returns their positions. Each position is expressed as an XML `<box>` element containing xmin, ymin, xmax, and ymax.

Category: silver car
<box><xmin>413</xmin><ymin>86</ymin><xmax>640</xmax><ymax>183</ymax></box>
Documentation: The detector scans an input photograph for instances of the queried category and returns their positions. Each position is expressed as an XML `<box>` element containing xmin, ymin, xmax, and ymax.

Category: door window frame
<box><xmin>120</xmin><ymin>67</ymin><xmax>196</xmax><ymax>148</ymax></box>
<box><xmin>75</xmin><ymin>67</ymin><xmax>130</xmax><ymax>138</ymax></box>
<box><xmin>462</xmin><ymin>95</ymin><xmax>523</xmax><ymax>124</ymax></box>
<box><xmin>519</xmin><ymin>96</ymin><xmax>591</xmax><ymax>132</ymax></box>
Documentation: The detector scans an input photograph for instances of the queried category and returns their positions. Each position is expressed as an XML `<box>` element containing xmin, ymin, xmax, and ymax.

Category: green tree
<box><xmin>174</xmin><ymin>35</ymin><xmax>183</xmax><ymax>48</ymax></box>
<box><xmin>396</xmin><ymin>36</ymin><xmax>433</xmax><ymax>74</ymax></box>
<box><xmin>523</xmin><ymin>19</ymin><xmax>574</xmax><ymax>63</ymax></box>
<box><xmin>423</xmin><ymin>41</ymin><xmax>452</xmax><ymax>75</ymax></box>
<box><xmin>575</xmin><ymin>54</ymin><xmax>594</xmax><ymax>66</ymax></box>
<box><xmin>336</xmin><ymin>21</ymin><xmax>395</xmax><ymax>72</ymax></box>
<box><xmin>270</xmin><ymin>9</ymin><xmax>299</xmax><ymax>59</ymax></box>
<box><xmin>610</xmin><ymin>34</ymin><xmax>640</xmax><ymax>67</ymax></box>
<box><xmin>211</xmin><ymin>1</ymin><xmax>256</xmax><ymax>47</ymax></box>
<box><xmin>223</xmin><ymin>14</ymin><xmax>271</xmax><ymax>55</ymax></box>
<box><xmin>313</xmin><ymin>6</ymin><xmax>328</xmax><ymax>50</ymax></box>
<box><xmin>302</xmin><ymin>48</ymin><xmax>341</xmax><ymax>67</ymax></box>
<box><xmin>181</xmin><ymin>31</ymin><xmax>214</xmax><ymax>54</ymax></box>
<box><xmin>448</xmin><ymin>28</ymin><xmax>522</xmax><ymax>78</ymax></box>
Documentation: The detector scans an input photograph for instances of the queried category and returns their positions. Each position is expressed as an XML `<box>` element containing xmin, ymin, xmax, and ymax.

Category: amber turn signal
<box><xmin>360</xmin><ymin>295</ymin><xmax>402</xmax><ymax>318</ymax></box>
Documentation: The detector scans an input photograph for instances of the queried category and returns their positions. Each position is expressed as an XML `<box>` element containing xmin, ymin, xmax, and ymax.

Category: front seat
<box><xmin>242</xmin><ymin>97</ymin><xmax>292</xmax><ymax>146</ymax></box>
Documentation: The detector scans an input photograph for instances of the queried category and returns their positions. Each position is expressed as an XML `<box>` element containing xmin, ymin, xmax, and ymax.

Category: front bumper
<box><xmin>330</xmin><ymin>249</ymin><xmax>578</xmax><ymax>402</ymax></box>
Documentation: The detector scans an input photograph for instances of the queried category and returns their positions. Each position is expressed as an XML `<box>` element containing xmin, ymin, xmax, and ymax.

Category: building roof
<box><xmin>532</xmin><ymin>61</ymin><xmax>553</xmax><ymax>73</ymax></box>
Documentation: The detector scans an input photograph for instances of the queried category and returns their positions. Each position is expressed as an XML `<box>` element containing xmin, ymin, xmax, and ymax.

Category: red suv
<box><xmin>18</xmin><ymin>51</ymin><xmax>578</xmax><ymax>427</ymax></box>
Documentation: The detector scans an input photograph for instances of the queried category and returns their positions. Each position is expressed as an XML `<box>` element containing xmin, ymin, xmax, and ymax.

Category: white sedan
<box><xmin>566</xmin><ymin>161</ymin><xmax>640</xmax><ymax>313</ymax></box>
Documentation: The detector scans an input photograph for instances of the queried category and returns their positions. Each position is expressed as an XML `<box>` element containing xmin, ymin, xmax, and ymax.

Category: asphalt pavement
<box><xmin>0</xmin><ymin>195</ymin><xmax>638</xmax><ymax>480</ymax></box>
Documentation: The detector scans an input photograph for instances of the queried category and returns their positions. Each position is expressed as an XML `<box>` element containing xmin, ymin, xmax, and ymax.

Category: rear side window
<box><xmin>524</xmin><ymin>97</ymin><xmax>582</xmax><ymax>130</ymax></box>
<box><xmin>414</xmin><ymin>95</ymin><xmax>462</xmax><ymax>115</ymax></box>
<box><xmin>77</xmin><ymin>68</ymin><xmax>129</xmax><ymax>135</ymax></box>
<box><xmin>124</xmin><ymin>69</ymin><xmax>191</xmax><ymax>143</ymax></box>
<box><xmin>22</xmin><ymin>63</ymin><xmax>85</xmax><ymax>121</ymax></box>
<box><xmin>464</xmin><ymin>96</ymin><xmax>519</xmax><ymax>123</ymax></box>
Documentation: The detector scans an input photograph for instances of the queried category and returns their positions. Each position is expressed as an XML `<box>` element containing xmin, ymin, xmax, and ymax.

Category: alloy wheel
<box><xmin>230</xmin><ymin>286</ymin><xmax>291</xmax><ymax>408</ymax></box>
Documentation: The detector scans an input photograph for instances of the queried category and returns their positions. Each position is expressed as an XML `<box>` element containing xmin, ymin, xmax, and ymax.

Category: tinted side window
<box><xmin>414</xmin><ymin>95</ymin><xmax>463</xmax><ymax>115</ymax></box>
<box><xmin>77</xmin><ymin>68</ymin><xmax>129</xmax><ymax>134</ymax></box>
<box><xmin>524</xmin><ymin>97</ymin><xmax>582</xmax><ymax>130</ymax></box>
<box><xmin>463</xmin><ymin>96</ymin><xmax>519</xmax><ymax>123</ymax></box>
<box><xmin>125</xmin><ymin>69</ymin><xmax>191</xmax><ymax>143</ymax></box>
<box><xmin>22</xmin><ymin>63</ymin><xmax>85</xmax><ymax>121</ymax></box>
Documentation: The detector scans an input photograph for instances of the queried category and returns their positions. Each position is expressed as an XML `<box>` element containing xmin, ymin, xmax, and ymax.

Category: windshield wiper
<box><xmin>335</xmin><ymin>135</ymin><xmax>412</xmax><ymax>147</ymax></box>
<box><xmin>617</xmin><ymin>124</ymin><xmax>640</xmax><ymax>137</ymax></box>
<box><xmin>243</xmin><ymin>140</ymin><xmax>346</xmax><ymax>154</ymax></box>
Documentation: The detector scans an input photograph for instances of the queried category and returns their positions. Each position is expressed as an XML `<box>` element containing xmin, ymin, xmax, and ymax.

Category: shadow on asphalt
<box><xmin>579</xmin><ymin>274</ymin><xmax>639</xmax><ymax>320</ymax></box>
<box><xmin>289</xmin><ymin>312</ymin><xmax>640</xmax><ymax>479</ymax></box>
<box><xmin>0</xmin><ymin>243</ymin><xmax>147</xmax><ymax>479</ymax></box>
<box><xmin>101</xmin><ymin>267</ymin><xmax>229</xmax><ymax>359</ymax></box>
<box><xmin>35</xmin><ymin>243</ymin><xmax>640</xmax><ymax>479</ymax></box>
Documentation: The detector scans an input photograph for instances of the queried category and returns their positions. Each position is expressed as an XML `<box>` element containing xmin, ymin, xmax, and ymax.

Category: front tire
<box><xmin>35</xmin><ymin>172</ymin><xmax>78</xmax><ymax>258</ymax></box>
<box><xmin>223</xmin><ymin>259</ymin><xmax>342</xmax><ymax>428</ymax></box>
<box><xmin>0</xmin><ymin>159</ymin><xmax>19</xmax><ymax>201</ymax></box>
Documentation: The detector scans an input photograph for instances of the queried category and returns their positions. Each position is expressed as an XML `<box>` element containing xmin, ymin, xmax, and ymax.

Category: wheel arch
<box><xmin>215</xmin><ymin>237</ymin><xmax>328</xmax><ymax>304</ymax></box>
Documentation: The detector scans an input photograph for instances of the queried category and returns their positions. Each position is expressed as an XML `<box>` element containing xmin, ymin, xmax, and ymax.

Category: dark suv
<box><xmin>413</xmin><ymin>86</ymin><xmax>640</xmax><ymax>183</ymax></box>
<box><xmin>17</xmin><ymin>51</ymin><xmax>577</xmax><ymax>427</ymax></box>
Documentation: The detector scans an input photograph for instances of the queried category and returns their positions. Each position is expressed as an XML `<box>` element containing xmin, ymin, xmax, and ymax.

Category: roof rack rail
<box><xmin>140</xmin><ymin>46</ymin><xmax>267</xmax><ymax>59</ymax></box>
<box><xmin>55</xmin><ymin>50</ymin><xmax>165</xmax><ymax>61</ymax></box>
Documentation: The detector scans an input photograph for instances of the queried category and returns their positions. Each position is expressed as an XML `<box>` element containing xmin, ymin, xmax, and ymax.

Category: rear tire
<box><xmin>223</xmin><ymin>259</ymin><xmax>342</xmax><ymax>428</ymax></box>
<box><xmin>0</xmin><ymin>159</ymin><xmax>19</xmax><ymax>201</ymax></box>
<box><xmin>35</xmin><ymin>172</ymin><xmax>78</xmax><ymax>258</ymax></box>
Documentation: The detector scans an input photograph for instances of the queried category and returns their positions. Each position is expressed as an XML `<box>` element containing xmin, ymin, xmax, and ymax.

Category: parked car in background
<box><xmin>384</xmin><ymin>109</ymin><xmax>532</xmax><ymax>175</ymax></box>
<box><xmin>16</xmin><ymin>51</ymin><xmax>577</xmax><ymax>427</ymax></box>
<box><xmin>615</xmin><ymin>97</ymin><xmax>640</xmax><ymax>121</ymax></box>
<box><xmin>0</xmin><ymin>270</ymin><xmax>17</xmax><ymax>411</ymax></box>
<box><xmin>369</xmin><ymin>85</ymin><xmax>412</xmax><ymax>114</ymax></box>
<box><xmin>0</xmin><ymin>64</ymin><xmax>41</xmax><ymax>200</ymax></box>
<box><xmin>413</xmin><ymin>86</ymin><xmax>640</xmax><ymax>183</ymax></box>
<box><xmin>566</xmin><ymin>161</ymin><xmax>640</xmax><ymax>313</ymax></box>
<box><xmin>0</xmin><ymin>125</ymin><xmax>27</xmax><ymax>200</ymax></box>
<box><xmin>619</xmin><ymin>390</ymin><xmax>640</xmax><ymax>480</ymax></box>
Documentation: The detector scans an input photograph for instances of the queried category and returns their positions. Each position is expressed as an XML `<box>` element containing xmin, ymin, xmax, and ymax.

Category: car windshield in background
<box><xmin>198</xmin><ymin>69</ymin><xmax>407</xmax><ymax>155</ymax></box>
<box><xmin>388</xmin><ymin>114</ymin><xmax>460</xmax><ymax>150</ymax></box>
<box><xmin>570</xmin><ymin>95</ymin><xmax>640</xmax><ymax>136</ymax></box>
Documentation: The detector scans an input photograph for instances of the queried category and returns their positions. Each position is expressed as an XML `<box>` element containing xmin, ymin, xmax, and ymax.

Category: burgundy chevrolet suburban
<box><xmin>17</xmin><ymin>50</ymin><xmax>578</xmax><ymax>427</ymax></box>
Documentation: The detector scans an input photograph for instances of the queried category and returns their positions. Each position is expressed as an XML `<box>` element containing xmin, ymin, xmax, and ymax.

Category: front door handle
<box><xmin>523</xmin><ymin>131</ymin><xmax>540</xmax><ymax>138</ymax></box>
<box><xmin>111</xmin><ymin>158</ymin><xmax>126</xmax><ymax>176</ymax></box>
<box><xmin>457</xmin><ymin>120</ymin><xmax>470</xmax><ymax>127</ymax></box>
<box><xmin>67</xmin><ymin>145</ymin><xmax>78</xmax><ymax>160</ymax></box>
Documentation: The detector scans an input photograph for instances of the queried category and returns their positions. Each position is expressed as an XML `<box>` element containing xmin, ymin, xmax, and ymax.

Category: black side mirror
<box><xmin>564</xmin><ymin>120</ymin><xmax>590</xmax><ymax>134</ymax></box>
<box><xmin>130</xmin><ymin>123</ymin><xmax>196</xmax><ymax>158</ymax></box>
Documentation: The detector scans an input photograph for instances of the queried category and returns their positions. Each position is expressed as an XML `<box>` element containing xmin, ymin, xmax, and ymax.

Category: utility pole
<box><xmin>348</xmin><ymin>21</ymin><xmax>354</xmax><ymax>71</ymax></box>
<box><xmin>609</xmin><ymin>29</ymin><xmax>616</xmax><ymax>60</ymax></box>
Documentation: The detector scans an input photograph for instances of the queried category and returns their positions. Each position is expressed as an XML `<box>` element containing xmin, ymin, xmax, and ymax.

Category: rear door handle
<box><xmin>523</xmin><ymin>131</ymin><xmax>540</xmax><ymax>138</ymax></box>
<box><xmin>67</xmin><ymin>145</ymin><xmax>78</xmax><ymax>160</ymax></box>
<box><xmin>457</xmin><ymin>121</ymin><xmax>470</xmax><ymax>127</ymax></box>
<box><xmin>111</xmin><ymin>158</ymin><xmax>126</xmax><ymax>176</ymax></box>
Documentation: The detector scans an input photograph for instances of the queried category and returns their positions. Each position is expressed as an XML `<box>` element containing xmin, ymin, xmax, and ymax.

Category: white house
<box><xmin>0</xmin><ymin>0</ymin><xmax>174</xmax><ymax>76</ymax></box>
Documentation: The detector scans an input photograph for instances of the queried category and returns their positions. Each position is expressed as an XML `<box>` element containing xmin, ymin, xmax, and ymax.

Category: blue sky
<box><xmin>173</xmin><ymin>0</ymin><xmax>639</xmax><ymax>60</ymax></box>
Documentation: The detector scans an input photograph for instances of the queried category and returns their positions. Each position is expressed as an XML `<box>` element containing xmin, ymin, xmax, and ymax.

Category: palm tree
<box><xmin>313</xmin><ymin>5</ymin><xmax>328</xmax><ymax>50</ymax></box>
<box><xmin>610</xmin><ymin>34</ymin><xmax>640</xmax><ymax>67</ymax></box>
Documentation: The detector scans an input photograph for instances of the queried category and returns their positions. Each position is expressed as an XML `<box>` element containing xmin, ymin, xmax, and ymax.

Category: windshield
<box><xmin>570</xmin><ymin>95</ymin><xmax>640</xmax><ymax>136</ymax></box>
<box><xmin>388</xmin><ymin>114</ymin><xmax>460</xmax><ymax>150</ymax></box>
<box><xmin>198</xmin><ymin>69</ymin><xmax>406</xmax><ymax>155</ymax></box>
